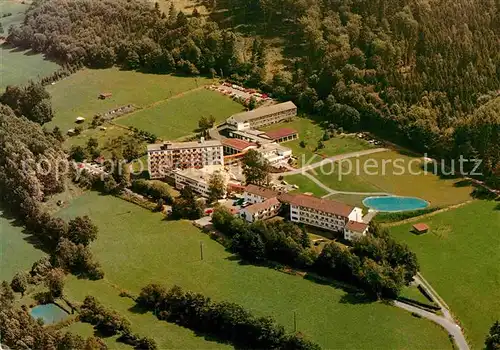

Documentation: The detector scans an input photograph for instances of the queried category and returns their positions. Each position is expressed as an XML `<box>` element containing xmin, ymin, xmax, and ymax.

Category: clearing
<box><xmin>114</xmin><ymin>88</ymin><xmax>243</xmax><ymax>140</ymax></box>
<box><xmin>390</xmin><ymin>199</ymin><xmax>500</xmax><ymax>349</ymax></box>
<box><xmin>55</xmin><ymin>192</ymin><xmax>452</xmax><ymax>349</ymax></box>
<box><xmin>0</xmin><ymin>212</ymin><xmax>45</xmax><ymax>282</ymax></box>
<box><xmin>0</xmin><ymin>0</ymin><xmax>59</xmax><ymax>90</ymax></box>
<box><xmin>46</xmin><ymin>68</ymin><xmax>214</xmax><ymax>132</ymax></box>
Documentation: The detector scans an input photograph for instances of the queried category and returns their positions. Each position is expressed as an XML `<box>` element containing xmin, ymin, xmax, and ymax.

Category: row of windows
<box><xmin>292</xmin><ymin>210</ymin><xmax>345</xmax><ymax>223</ymax></box>
<box><xmin>293</xmin><ymin>216</ymin><xmax>342</xmax><ymax>231</ymax></box>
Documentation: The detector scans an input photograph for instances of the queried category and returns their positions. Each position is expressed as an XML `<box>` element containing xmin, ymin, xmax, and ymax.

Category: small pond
<box><xmin>30</xmin><ymin>303</ymin><xmax>69</xmax><ymax>324</ymax></box>
<box><xmin>363</xmin><ymin>196</ymin><xmax>429</xmax><ymax>212</ymax></box>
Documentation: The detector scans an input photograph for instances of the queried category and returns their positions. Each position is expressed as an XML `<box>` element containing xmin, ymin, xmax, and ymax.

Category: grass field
<box><xmin>115</xmin><ymin>89</ymin><xmax>243</xmax><ymax>140</ymax></box>
<box><xmin>325</xmin><ymin>193</ymin><xmax>371</xmax><ymax>208</ymax></box>
<box><xmin>303</xmin><ymin>151</ymin><xmax>473</xmax><ymax>208</ymax></box>
<box><xmin>400</xmin><ymin>285</ymin><xmax>434</xmax><ymax>306</ymax></box>
<box><xmin>284</xmin><ymin>174</ymin><xmax>328</xmax><ymax>197</ymax></box>
<box><xmin>55</xmin><ymin>192</ymin><xmax>452</xmax><ymax>349</ymax></box>
<box><xmin>0</xmin><ymin>0</ymin><xmax>27</xmax><ymax>32</ymax></box>
<box><xmin>390</xmin><ymin>200</ymin><xmax>500</xmax><ymax>349</ymax></box>
<box><xmin>261</xmin><ymin>117</ymin><xmax>374</xmax><ymax>167</ymax></box>
<box><xmin>0</xmin><ymin>213</ymin><xmax>45</xmax><ymax>282</ymax></box>
<box><xmin>0</xmin><ymin>0</ymin><xmax>60</xmax><ymax>90</ymax></box>
<box><xmin>46</xmin><ymin>68</ymin><xmax>214</xmax><ymax>132</ymax></box>
<box><xmin>63</xmin><ymin>124</ymin><xmax>132</xmax><ymax>152</ymax></box>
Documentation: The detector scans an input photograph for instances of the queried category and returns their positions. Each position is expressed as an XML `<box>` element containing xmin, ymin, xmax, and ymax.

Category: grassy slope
<box><xmin>284</xmin><ymin>174</ymin><xmax>328</xmax><ymax>197</ymax></box>
<box><xmin>325</xmin><ymin>193</ymin><xmax>371</xmax><ymax>208</ymax></box>
<box><xmin>390</xmin><ymin>200</ymin><xmax>500</xmax><ymax>348</ymax></box>
<box><xmin>46</xmin><ymin>68</ymin><xmax>214</xmax><ymax>132</ymax></box>
<box><xmin>0</xmin><ymin>1</ymin><xmax>59</xmax><ymax>90</ymax></box>
<box><xmin>260</xmin><ymin>118</ymin><xmax>374</xmax><ymax>167</ymax></box>
<box><xmin>57</xmin><ymin>192</ymin><xmax>451</xmax><ymax>349</ymax></box>
<box><xmin>0</xmin><ymin>213</ymin><xmax>45</xmax><ymax>281</ymax></box>
<box><xmin>306</xmin><ymin>151</ymin><xmax>473</xmax><ymax>207</ymax></box>
<box><xmin>115</xmin><ymin>89</ymin><xmax>244</xmax><ymax>140</ymax></box>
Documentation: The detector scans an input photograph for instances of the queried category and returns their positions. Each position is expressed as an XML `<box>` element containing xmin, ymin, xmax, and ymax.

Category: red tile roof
<box><xmin>278</xmin><ymin>193</ymin><xmax>354</xmax><ymax>217</ymax></box>
<box><xmin>222</xmin><ymin>138</ymin><xmax>256</xmax><ymax>151</ymax></box>
<box><xmin>244</xmin><ymin>184</ymin><xmax>278</xmax><ymax>199</ymax></box>
<box><xmin>264</xmin><ymin>128</ymin><xmax>298</xmax><ymax>140</ymax></box>
<box><xmin>244</xmin><ymin>197</ymin><xmax>281</xmax><ymax>214</ymax></box>
<box><xmin>412</xmin><ymin>223</ymin><xmax>429</xmax><ymax>232</ymax></box>
<box><xmin>346</xmin><ymin>221</ymin><xmax>369</xmax><ymax>232</ymax></box>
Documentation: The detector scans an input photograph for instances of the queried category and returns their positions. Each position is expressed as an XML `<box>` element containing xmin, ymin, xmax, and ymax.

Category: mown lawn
<box><xmin>325</xmin><ymin>193</ymin><xmax>371</xmax><ymax>208</ymax></box>
<box><xmin>0</xmin><ymin>213</ymin><xmax>45</xmax><ymax>282</ymax></box>
<box><xmin>260</xmin><ymin>117</ymin><xmax>374</xmax><ymax>167</ymax></box>
<box><xmin>304</xmin><ymin>151</ymin><xmax>473</xmax><ymax>207</ymax></box>
<box><xmin>0</xmin><ymin>1</ymin><xmax>59</xmax><ymax>90</ymax></box>
<box><xmin>390</xmin><ymin>200</ymin><xmax>500</xmax><ymax>349</ymax></box>
<box><xmin>284</xmin><ymin>174</ymin><xmax>328</xmax><ymax>197</ymax></box>
<box><xmin>56</xmin><ymin>192</ymin><xmax>452</xmax><ymax>349</ymax></box>
<box><xmin>115</xmin><ymin>89</ymin><xmax>243</xmax><ymax>140</ymax></box>
<box><xmin>46</xmin><ymin>68</ymin><xmax>214</xmax><ymax>132</ymax></box>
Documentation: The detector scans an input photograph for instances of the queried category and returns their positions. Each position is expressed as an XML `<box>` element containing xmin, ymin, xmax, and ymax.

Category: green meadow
<box><xmin>390</xmin><ymin>200</ymin><xmax>500</xmax><ymax>349</ymax></box>
<box><xmin>54</xmin><ymin>192</ymin><xmax>452</xmax><ymax>349</ymax></box>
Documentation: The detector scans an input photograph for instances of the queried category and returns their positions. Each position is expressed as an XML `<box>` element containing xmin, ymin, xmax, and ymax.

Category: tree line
<box><xmin>136</xmin><ymin>283</ymin><xmax>320</xmax><ymax>349</ymax></box>
<box><xmin>212</xmin><ymin>207</ymin><xmax>418</xmax><ymax>299</ymax></box>
<box><xmin>486</xmin><ymin>320</ymin><xmax>500</xmax><ymax>350</ymax></box>
<box><xmin>0</xmin><ymin>105</ymin><xmax>103</xmax><ymax>279</ymax></box>
<box><xmin>80</xmin><ymin>296</ymin><xmax>157</xmax><ymax>349</ymax></box>
<box><xmin>0</xmin><ymin>281</ymin><xmax>107</xmax><ymax>349</ymax></box>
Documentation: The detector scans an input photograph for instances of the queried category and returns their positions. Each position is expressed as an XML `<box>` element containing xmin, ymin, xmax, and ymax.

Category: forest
<box><xmin>5</xmin><ymin>0</ymin><xmax>500</xmax><ymax>184</ymax></box>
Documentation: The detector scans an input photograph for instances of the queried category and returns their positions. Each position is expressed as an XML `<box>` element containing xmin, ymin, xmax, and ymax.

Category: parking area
<box><xmin>206</xmin><ymin>83</ymin><xmax>272</xmax><ymax>103</ymax></box>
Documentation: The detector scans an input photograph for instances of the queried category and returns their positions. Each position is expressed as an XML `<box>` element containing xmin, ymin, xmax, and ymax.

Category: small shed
<box><xmin>98</xmin><ymin>92</ymin><xmax>112</xmax><ymax>100</ymax></box>
<box><xmin>412</xmin><ymin>223</ymin><xmax>429</xmax><ymax>234</ymax></box>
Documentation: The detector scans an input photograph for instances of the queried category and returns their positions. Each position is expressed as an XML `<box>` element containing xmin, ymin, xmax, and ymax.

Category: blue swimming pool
<box><xmin>30</xmin><ymin>303</ymin><xmax>69</xmax><ymax>324</ymax></box>
<box><xmin>363</xmin><ymin>196</ymin><xmax>429</xmax><ymax>212</ymax></box>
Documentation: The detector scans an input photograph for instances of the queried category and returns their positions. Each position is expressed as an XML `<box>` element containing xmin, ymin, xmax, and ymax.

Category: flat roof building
<box><xmin>173</xmin><ymin>165</ymin><xmax>229</xmax><ymax>198</ymax></box>
<box><xmin>148</xmin><ymin>138</ymin><xmax>223</xmax><ymax>179</ymax></box>
<box><xmin>255</xmin><ymin>143</ymin><xmax>292</xmax><ymax>165</ymax></box>
<box><xmin>227</xmin><ymin>102</ymin><xmax>297</xmax><ymax>130</ymax></box>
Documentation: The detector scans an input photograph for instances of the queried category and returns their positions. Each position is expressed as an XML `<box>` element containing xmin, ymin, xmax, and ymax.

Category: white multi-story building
<box><xmin>279</xmin><ymin>193</ymin><xmax>363</xmax><ymax>235</ymax></box>
<box><xmin>241</xmin><ymin>187</ymin><xmax>369</xmax><ymax>241</ymax></box>
<box><xmin>226</xmin><ymin>101</ymin><xmax>297</xmax><ymax>131</ymax></box>
<box><xmin>243</xmin><ymin>184</ymin><xmax>279</xmax><ymax>204</ymax></box>
<box><xmin>173</xmin><ymin>165</ymin><xmax>229</xmax><ymax>198</ymax></box>
<box><xmin>148</xmin><ymin>138</ymin><xmax>223</xmax><ymax>179</ymax></box>
<box><xmin>240</xmin><ymin>197</ymin><xmax>281</xmax><ymax>223</ymax></box>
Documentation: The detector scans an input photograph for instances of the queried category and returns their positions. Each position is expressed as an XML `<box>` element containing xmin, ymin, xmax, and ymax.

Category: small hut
<box><xmin>412</xmin><ymin>223</ymin><xmax>429</xmax><ymax>234</ymax></box>
<box><xmin>98</xmin><ymin>92</ymin><xmax>112</xmax><ymax>100</ymax></box>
